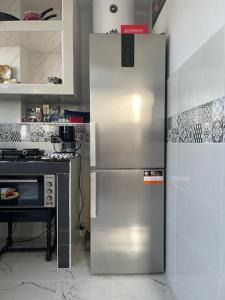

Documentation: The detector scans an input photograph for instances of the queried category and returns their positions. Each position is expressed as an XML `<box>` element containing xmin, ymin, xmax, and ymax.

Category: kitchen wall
<box><xmin>153</xmin><ymin>1</ymin><xmax>225</xmax><ymax>299</ymax></box>
<box><xmin>79</xmin><ymin>4</ymin><xmax>92</xmax><ymax>112</ymax></box>
<box><xmin>0</xmin><ymin>97</ymin><xmax>21</xmax><ymax>123</ymax></box>
<box><xmin>154</xmin><ymin>0</ymin><xmax>225</xmax><ymax>76</ymax></box>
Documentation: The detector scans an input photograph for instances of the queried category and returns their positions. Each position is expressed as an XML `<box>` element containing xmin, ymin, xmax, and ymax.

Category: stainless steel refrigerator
<box><xmin>90</xmin><ymin>34</ymin><xmax>166</xmax><ymax>274</ymax></box>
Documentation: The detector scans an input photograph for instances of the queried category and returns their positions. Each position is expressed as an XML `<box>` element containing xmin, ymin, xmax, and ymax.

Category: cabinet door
<box><xmin>90</xmin><ymin>34</ymin><xmax>166</xmax><ymax>169</ymax></box>
<box><xmin>91</xmin><ymin>170</ymin><xmax>165</xmax><ymax>274</ymax></box>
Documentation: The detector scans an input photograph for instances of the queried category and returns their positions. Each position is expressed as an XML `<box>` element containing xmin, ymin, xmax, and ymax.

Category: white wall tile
<box><xmin>176</xmin><ymin>233</ymin><xmax>220</xmax><ymax>300</ymax></box>
<box><xmin>177</xmin><ymin>27</ymin><xmax>225</xmax><ymax>114</ymax></box>
<box><xmin>176</xmin><ymin>188</ymin><xmax>222</xmax><ymax>273</ymax></box>
<box><xmin>167</xmin><ymin>143</ymin><xmax>178</xmax><ymax>171</ymax></box>
<box><xmin>167</xmin><ymin>72</ymin><xmax>178</xmax><ymax>117</ymax></box>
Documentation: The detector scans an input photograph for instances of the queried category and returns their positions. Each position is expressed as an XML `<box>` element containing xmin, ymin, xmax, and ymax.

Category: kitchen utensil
<box><xmin>23</xmin><ymin>8</ymin><xmax>57</xmax><ymax>21</ymax></box>
<box><xmin>48</xmin><ymin>75</ymin><xmax>62</xmax><ymax>84</ymax></box>
<box><xmin>0</xmin><ymin>12</ymin><xmax>19</xmax><ymax>21</ymax></box>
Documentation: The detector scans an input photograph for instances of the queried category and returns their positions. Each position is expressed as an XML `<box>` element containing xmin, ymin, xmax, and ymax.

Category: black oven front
<box><xmin>0</xmin><ymin>175</ymin><xmax>55</xmax><ymax>208</ymax></box>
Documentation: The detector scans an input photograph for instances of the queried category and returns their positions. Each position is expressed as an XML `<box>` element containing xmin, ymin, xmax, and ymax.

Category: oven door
<box><xmin>0</xmin><ymin>176</ymin><xmax>44</xmax><ymax>208</ymax></box>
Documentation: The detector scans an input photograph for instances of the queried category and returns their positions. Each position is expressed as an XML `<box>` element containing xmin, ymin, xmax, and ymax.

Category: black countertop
<box><xmin>0</xmin><ymin>160</ymin><xmax>70</xmax><ymax>174</ymax></box>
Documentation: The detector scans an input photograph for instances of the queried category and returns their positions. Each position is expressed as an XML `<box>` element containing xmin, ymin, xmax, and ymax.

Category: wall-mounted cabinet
<box><xmin>0</xmin><ymin>0</ymin><xmax>80</xmax><ymax>97</ymax></box>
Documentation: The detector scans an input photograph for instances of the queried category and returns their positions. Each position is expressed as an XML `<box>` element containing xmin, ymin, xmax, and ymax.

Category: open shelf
<box><xmin>0</xmin><ymin>84</ymin><xmax>71</xmax><ymax>95</ymax></box>
<box><xmin>0</xmin><ymin>31</ymin><xmax>62</xmax><ymax>85</ymax></box>
<box><xmin>0</xmin><ymin>31</ymin><xmax>61</xmax><ymax>52</ymax></box>
<box><xmin>0</xmin><ymin>0</ymin><xmax>77</xmax><ymax>96</ymax></box>
<box><xmin>0</xmin><ymin>21</ymin><xmax>63</xmax><ymax>32</ymax></box>
<box><xmin>1</xmin><ymin>0</ymin><xmax>62</xmax><ymax>21</ymax></box>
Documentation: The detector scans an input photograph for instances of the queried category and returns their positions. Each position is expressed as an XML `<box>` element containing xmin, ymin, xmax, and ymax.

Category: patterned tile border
<box><xmin>0</xmin><ymin>123</ymin><xmax>90</xmax><ymax>144</ymax></box>
<box><xmin>167</xmin><ymin>97</ymin><xmax>225</xmax><ymax>143</ymax></box>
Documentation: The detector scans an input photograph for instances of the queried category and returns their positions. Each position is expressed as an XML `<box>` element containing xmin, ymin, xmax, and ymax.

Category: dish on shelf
<box><xmin>23</xmin><ymin>8</ymin><xmax>57</xmax><ymax>21</ymax></box>
<box><xmin>0</xmin><ymin>12</ymin><xmax>19</xmax><ymax>21</ymax></box>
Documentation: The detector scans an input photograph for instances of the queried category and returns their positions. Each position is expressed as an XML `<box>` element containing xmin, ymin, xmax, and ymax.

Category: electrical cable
<box><xmin>12</xmin><ymin>220</ymin><xmax>55</xmax><ymax>244</ymax></box>
<box><xmin>74</xmin><ymin>142</ymin><xmax>85</xmax><ymax>230</ymax></box>
<box><xmin>13</xmin><ymin>231</ymin><xmax>47</xmax><ymax>243</ymax></box>
<box><xmin>53</xmin><ymin>142</ymin><xmax>61</xmax><ymax>153</ymax></box>
<box><xmin>12</xmin><ymin>223</ymin><xmax>17</xmax><ymax>234</ymax></box>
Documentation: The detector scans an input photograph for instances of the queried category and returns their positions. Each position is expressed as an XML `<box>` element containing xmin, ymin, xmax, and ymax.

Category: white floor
<box><xmin>0</xmin><ymin>238</ymin><xmax>176</xmax><ymax>300</ymax></box>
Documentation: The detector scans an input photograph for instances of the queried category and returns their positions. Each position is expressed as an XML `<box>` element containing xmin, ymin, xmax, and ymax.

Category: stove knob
<box><xmin>47</xmin><ymin>182</ymin><xmax>53</xmax><ymax>187</ymax></box>
<box><xmin>47</xmin><ymin>189</ymin><xmax>52</xmax><ymax>194</ymax></box>
<box><xmin>47</xmin><ymin>195</ymin><xmax>52</xmax><ymax>201</ymax></box>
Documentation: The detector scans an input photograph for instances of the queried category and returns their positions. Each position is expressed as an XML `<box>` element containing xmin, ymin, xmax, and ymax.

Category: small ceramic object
<box><xmin>23</xmin><ymin>8</ymin><xmax>57</xmax><ymax>21</ymax></box>
<box><xmin>0</xmin><ymin>65</ymin><xmax>12</xmax><ymax>81</ymax></box>
<box><xmin>3</xmin><ymin>79</ymin><xmax>17</xmax><ymax>84</ymax></box>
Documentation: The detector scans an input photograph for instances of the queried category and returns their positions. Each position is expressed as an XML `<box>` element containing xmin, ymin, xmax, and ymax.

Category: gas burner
<box><xmin>44</xmin><ymin>152</ymin><xmax>74</xmax><ymax>160</ymax></box>
<box><xmin>0</xmin><ymin>149</ymin><xmax>44</xmax><ymax>161</ymax></box>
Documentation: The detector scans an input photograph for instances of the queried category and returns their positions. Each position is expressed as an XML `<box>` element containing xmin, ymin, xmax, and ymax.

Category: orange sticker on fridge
<box><xmin>144</xmin><ymin>170</ymin><xmax>164</xmax><ymax>184</ymax></box>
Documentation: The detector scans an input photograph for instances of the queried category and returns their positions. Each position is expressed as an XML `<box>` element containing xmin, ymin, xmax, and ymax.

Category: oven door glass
<box><xmin>0</xmin><ymin>176</ymin><xmax>44</xmax><ymax>207</ymax></box>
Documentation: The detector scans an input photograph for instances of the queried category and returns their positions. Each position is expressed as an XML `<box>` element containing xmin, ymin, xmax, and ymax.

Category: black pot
<box><xmin>0</xmin><ymin>12</ymin><xmax>19</xmax><ymax>21</ymax></box>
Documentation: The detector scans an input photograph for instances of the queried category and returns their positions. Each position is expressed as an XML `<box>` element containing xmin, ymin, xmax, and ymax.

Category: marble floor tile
<box><xmin>0</xmin><ymin>238</ymin><xmax>176</xmax><ymax>300</ymax></box>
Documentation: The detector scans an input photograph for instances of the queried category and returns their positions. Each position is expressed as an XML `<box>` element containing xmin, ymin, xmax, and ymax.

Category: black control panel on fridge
<box><xmin>121</xmin><ymin>34</ymin><xmax>135</xmax><ymax>68</ymax></box>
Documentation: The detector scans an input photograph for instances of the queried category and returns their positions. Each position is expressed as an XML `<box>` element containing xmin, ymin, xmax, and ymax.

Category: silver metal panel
<box><xmin>44</xmin><ymin>175</ymin><xmax>55</xmax><ymax>208</ymax></box>
<box><xmin>91</xmin><ymin>170</ymin><xmax>164</xmax><ymax>274</ymax></box>
<box><xmin>90</xmin><ymin>122</ymin><xmax>96</xmax><ymax>168</ymax></box>
<box><xmin>91</xmin><ymin>172</ymin><xmax>97</xmax><ymax>218</ymax></box>
<box><xmin>90</xmin><ymin>34</ymin><xmax>166</xmax><ymax>169</ymax></box>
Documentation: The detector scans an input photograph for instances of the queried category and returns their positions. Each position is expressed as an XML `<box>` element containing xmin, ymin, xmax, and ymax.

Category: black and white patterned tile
<box><xmin>0</xmin><ymin>123</ymin><xmax>90</xmax><ymax>147</ymax></box>
<box><xmin>20</xmin><ymin>124</ymin><xmax>31</xmax><ymax>142</ymax></box>
<box><xmin>212</xmin><ymin>120</ymin><xmax>223</xmax><ymax>143</ymax></box>
<box><xmin>11</xmin><ymin>132</ymin><xmax>21</xmax><ymax>142</ymax></box>
<box><xmin>167</xmin><ymin>97</ymin><xmax>225</xmax><ymax>144</ymax></box>
<box><xmin>0</xmin><ymin>124</ymin><xmax>12</xmax><ymax>142</ymax></box>
<box><xmin>212</xmin><ymin>98</ymin><xmax>225</xmax><ymax>121</ymax></box>
<box><xmin>30</xmin><ymin>124</ymin><xmax>40</xmax><ymax>142</ymax></box>
<box><xmin>202</xmin><ymin>123</ymin><xmax>212</xmax><ymax>143</ymax></box>
<box><xmin>11</xmin><ymin>123</ymin><xmax>21</xmax><ymax>142</ymax></box>
<box><xmin>193</xmin><ymin>124</ymin><xmax>203</xmax><ymax>143</ymax></box>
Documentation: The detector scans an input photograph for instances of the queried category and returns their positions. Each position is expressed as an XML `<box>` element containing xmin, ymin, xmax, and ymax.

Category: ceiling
<box><xmin>78</xmin><ymin>0</ymin><xmax>152</xmax><ymax>12</ymax></box>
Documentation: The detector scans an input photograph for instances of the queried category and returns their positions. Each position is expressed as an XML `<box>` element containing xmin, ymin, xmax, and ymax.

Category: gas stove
<box><xmin>0</xmin><ymin>149</ymin><xmax>44</xmax><ymax>161</ymax></box>
<box><xmin>0</xmin><ymin>149</ymin><xmax>76</xmax><ymax>161</ymax></box>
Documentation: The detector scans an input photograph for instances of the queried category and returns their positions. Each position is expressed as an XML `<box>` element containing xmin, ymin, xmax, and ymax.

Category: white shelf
<box><xmin>0</xmin><ymin>21</ymin><xmax>63</xmax><ymax>32</ymax></box>
<box><xmin>0</xmin><ymin>84</ymin><xmax>73</xmax><ymax>95</ymax></box>
<box><xmin>0</xmin><ymin>31</ymin><xmax>61</xmax><ymax>53</ymax></box>
<box><xmin>0</xmin><ymin>0</ymin><xmax>77</xmax><ymax>97</ymax></box>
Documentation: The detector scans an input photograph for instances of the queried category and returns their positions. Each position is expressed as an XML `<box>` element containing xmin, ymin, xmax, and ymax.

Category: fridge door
<box><xmin>91</xmin><ymin>169</ymin><xmax>164</xmax><ymax>274</ymax></box>
<box><xmin>90</xmin><ymin>34</ymin><xmax>166</xmax><ymax>169</ymax></box>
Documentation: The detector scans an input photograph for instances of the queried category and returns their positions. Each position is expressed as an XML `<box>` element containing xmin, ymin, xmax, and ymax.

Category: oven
<box><xmin>0</xmin><ymin>175</ymin><xmax>55</xmax><ymax>208</ymax></box>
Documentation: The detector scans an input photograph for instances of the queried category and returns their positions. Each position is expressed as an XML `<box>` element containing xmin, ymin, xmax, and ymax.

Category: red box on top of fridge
<box><xmin>121</xmin><ymin>24</ymin><xmax>149</xmax><ymax>34</ymax></box>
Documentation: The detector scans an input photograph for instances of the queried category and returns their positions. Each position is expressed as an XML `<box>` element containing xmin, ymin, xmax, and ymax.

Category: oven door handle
<box><xmin>91</xmin><ymin>172</ymin><xmax>97</xmax><ymax>219</ymax></box>
<box><xmin>90</xmin><ymin>121</ymin><xmax>96</xmax><ymax>168</ymax></box>
<box><xmin>0</xmin><ymin>179</ymin><xmax>38</xmax><ymax>183</ymax></box>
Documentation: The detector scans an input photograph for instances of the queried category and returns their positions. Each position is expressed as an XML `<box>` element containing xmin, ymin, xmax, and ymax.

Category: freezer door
<box><xmin>91</xmin><ymin>170</ymin><xmax>165</xmax><ymax>274</ymax></box>
<box><xmin>90</xmin><ymin>34</ymin><xmax>166</xmax><ymax>169</ymax></box>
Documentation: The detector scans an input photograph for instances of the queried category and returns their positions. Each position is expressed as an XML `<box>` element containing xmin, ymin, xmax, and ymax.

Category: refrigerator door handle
<box><xmin>90</xmin><ymin>121</ymin><xmax>96</xmax><ymax>167</ymax></box>
<box><xmin>91</xmin><ymin>172</ymin><xmax>97</xmax><ymax>219</ymax></box>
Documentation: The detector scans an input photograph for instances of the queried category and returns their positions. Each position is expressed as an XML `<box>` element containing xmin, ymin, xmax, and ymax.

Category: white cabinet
<box><xmin>0</xmin><ymin>0</ymin><xmax>80</xmax><ymax>97</ymax></box>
